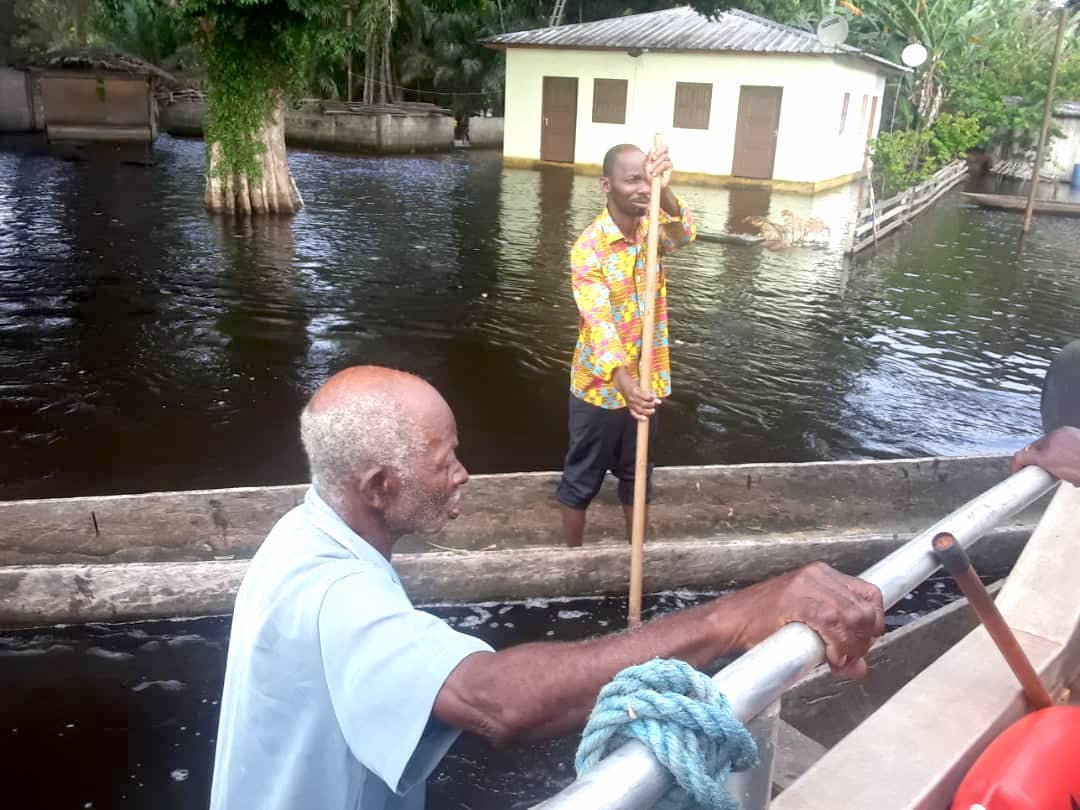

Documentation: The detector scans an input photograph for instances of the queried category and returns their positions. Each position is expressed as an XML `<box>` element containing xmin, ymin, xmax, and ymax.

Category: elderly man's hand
<box><xmin>1011</xmin><ymin>426</ymin><xmax>1080</xmax><ymax>485</ymax></box>
<box><xmin>719</xmin><ymin>562</ymin><xmax>885</xmax><ymax>679</ymax></box>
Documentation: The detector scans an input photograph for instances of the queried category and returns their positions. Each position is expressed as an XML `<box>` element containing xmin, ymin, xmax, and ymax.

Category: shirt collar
<box><xmin>597</xmin><ymin>205</ymin><xmax>641</xmax><ymax>247</ymax></box>
<box><xmin>303</xmin><ymin>487</ymin><xmax>400</xmax><ymax>582</ymax></box>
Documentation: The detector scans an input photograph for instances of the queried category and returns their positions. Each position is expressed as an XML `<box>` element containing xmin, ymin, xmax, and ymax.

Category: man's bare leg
<box><xmin>622</xmin><ymin>504</ymin><xmax>648</xmax><ymax>544</ymax></box>
<box><xmin>562</xmin><ymin>505</ymin><xmax>586</xmax><ymax>548</ymax></box>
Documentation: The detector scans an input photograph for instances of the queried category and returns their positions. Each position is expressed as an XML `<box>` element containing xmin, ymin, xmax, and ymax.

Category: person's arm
<box><xmin>433</xmin><ymin>562</ymin><xmax>883</xmax><ymax>744</ymax></box>
<box><xmin>572</xmin><ymin>248</ymin><xmax>658</xmax><ymax>421</ymax></box>
<box><xmin>1010</xmin><ymin>426</ymin><xmax>1080</xmax><ymax>485</ymax></box>
<box><xmin>645</xmin><ymin>146</ymin><xmax>696</xmax><ymax>252</ymax></box>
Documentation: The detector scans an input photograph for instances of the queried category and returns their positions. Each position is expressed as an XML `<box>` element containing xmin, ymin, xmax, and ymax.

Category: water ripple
<box><xmin>1</xmin><ymin>136</ymin><xmax>1077</xmax><ymax>498</ymax></box>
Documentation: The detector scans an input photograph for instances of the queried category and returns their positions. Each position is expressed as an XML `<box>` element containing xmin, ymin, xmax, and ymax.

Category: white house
<box><xmin>487</xmin><ymin>7</ymin><xmax>906</xmax><ymax>193</ymax></box>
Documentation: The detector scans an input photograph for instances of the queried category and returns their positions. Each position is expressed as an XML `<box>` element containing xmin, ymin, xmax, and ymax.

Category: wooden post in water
<box><xmin>628</xmin><ymin>133</ymin><xmax>664</xmax><ymax>627</ymax></box>
<box><xmin>346</xmin><ymin>6</ymin><xmax>354</xmax><ymax>103</ymax></box>
<box><xmin>1023</xmin><ymin>4</ymin><xmax>1071</xmax><ymax>232</ymax></box>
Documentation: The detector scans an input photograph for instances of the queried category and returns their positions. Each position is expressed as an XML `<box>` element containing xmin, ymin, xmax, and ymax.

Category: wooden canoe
<box><xmin>0</xmin><ymin>459</ymin><xmax>1069</xmax><ymax>808</ymax></box>
<box><xmin>0</xmin><ymin>454</ymin><xmax>1051</xmax><ymax>628</ymax></box>
<box><xmin>961</xmin><ymin>191</ymin><xmax>1080</xmax><ymax>216</ymax></box>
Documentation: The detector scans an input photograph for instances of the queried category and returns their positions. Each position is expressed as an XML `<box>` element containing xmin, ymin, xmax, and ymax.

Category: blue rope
<box><xmin>575</xmin><ymin>658</ymin><xmax>758</xmax><ymax>810</ymax></box>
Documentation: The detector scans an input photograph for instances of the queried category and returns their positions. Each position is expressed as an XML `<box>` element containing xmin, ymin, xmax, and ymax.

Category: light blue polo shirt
<box><xmin>209</xmin><ymin>488</ymin><xmax>493</xmax><ymax>810</ymax></box>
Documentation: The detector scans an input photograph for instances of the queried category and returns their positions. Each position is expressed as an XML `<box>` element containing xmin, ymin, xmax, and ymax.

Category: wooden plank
<box><xmin>0</xmin><ymin>456</ymin><xmax>1033</xmax><ymax>565</ymax></box>
<box><xmin>773</xmin><ymin>720</ymin><xmax>828</xmax><ymax>793</ymax></box>
<box><xmin>0</xmin><ymin>527</ymin><xmax>1031</xmax><ymax>628</ymax></box>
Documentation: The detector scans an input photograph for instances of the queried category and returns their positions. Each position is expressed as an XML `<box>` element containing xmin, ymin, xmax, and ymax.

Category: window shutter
<box><xmin>592</xmin><ymin>78</ymin><xmax>628</xmax><ymax>124</ymax></box>
<box><xmin>673</xmin><ymin>82</ymin><xmax>712</xmax><ymax>130</ymax></box>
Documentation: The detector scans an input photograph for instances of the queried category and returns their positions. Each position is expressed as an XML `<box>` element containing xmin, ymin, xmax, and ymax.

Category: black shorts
<box><xmin>555</xmin><ymin>394</ymin><xmax>659</xmax><ymax>510</ymax></box>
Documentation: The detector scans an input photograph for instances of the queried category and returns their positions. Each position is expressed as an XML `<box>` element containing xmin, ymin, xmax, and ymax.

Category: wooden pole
<box><xmin>932</xmin><ymin>532</ymin><xmax>1053</xmax><ymax>709</ymax></box>
<box><xmin>1023</xmin><ymin>5</ymin><xmax>1071</xmax><ymax>232</ymax></box>
<box><xmin>627</xmin><ymin>132</ymin><xmax>664</xmax><ymax>628</ymax></box>
<box><xmin>346</xmin><ymin>7</ymin><xmax>353</xmax><ymax>103</ymax></box>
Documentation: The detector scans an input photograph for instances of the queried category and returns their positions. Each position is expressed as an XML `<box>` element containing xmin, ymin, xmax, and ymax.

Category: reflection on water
<box><xmin>2</xmin><ymin>137</ymin><xmax>1079</xmax><ymax>500</ymax></box>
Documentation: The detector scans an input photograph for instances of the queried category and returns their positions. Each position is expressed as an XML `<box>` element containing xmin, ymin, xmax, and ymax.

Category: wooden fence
<box><xmin>844</xmin><ymin>160</ymin><xmax>969</xmax><ymax>255</ymax></box>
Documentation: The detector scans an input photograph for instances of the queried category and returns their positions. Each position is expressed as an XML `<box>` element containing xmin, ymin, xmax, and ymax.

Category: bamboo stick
<box><xmin>628</xmin><ymin>132</ymin><xmax>664</xmax><ymax>627</ymax></box>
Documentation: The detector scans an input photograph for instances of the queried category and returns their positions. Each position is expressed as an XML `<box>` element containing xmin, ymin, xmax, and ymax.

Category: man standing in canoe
<box><xmin>557</xmin><ymin>142</ymin><xmax>695</xmax><ymax>547</ymax></box>
<box><xmin>209</xmin><ymin>365</ymin><xmax>885</xmax><ymax>810</ymax></box>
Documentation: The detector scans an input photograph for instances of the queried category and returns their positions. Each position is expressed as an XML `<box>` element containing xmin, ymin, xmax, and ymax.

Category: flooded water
<box><xmin>2</xmin><ymin>136</ymin><xmax>1079</xmax><ymax>500</ymax></box>
<box><xmin>0</xmin><ymin>136</ymin><xmax>1074</xmax><ymax>807</ymax></box>
<box><xmin>0</xmin><ymin>580</ymin><xmax>967</xmax><ymax>810</ymax></box>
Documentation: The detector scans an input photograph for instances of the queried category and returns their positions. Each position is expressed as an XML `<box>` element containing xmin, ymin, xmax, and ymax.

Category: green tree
<box><xmin>396</xmin><ymin>0</ymin><xmax>536</xmax><ymax>118</ymax></box>
<box><xmin>170</xmin><ymin>0</ymin><xmax>343</xmax><ymax>215</ymax></box>
<box><xmin>93</xmin><ymin>0</ymin><xmax>198</xmax><ymax>71</ymax></box>
<box><xmin>944</xmin><ymin>4</ymin><xmax>1080</xmax><ymax>153</ymax></box>
<box><xmin>6</xmin><ymin>0</ymin><xmax>97</xmax><ymax>63</ymax></box>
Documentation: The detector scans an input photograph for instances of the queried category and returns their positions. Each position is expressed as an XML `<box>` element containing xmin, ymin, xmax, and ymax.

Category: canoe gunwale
<box><xmin>961</xmin><ymin>191</ymin><xmax>1080</xmax><ymax>216</ymax></box>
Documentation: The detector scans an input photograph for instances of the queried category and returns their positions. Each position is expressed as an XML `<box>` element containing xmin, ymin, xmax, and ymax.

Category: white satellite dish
<box><xmin>901</xmin><ymin>42</ymin><xmax>929</xmax><ymax>68</ymax></box>
<box><xmin>816</xmin><ymin>14</ymin><xmax>849</xmax><ymax>48</ymax></box>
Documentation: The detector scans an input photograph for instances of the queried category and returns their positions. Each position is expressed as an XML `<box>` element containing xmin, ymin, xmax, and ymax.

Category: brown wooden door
<box><xmin>732</xmin><ymin>86</ymin><xmax>784</xmax><ymax>180</ymax></box>
<box><xmin>541</xmin><ymin>77</ymin><xmax>578</xmax><ymax>163</ymax></box>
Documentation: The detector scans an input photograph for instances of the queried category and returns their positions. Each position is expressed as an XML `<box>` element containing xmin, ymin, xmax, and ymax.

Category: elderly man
<box><xmin>209</xmin><ymin>365</ymin><xmax>887</xmax><ymax>810</ymax></box>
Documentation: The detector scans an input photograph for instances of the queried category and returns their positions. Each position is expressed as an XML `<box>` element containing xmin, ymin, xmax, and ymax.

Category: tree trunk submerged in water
<box><xmin>205</xmin><ymin>96</ymin><xmax>303</xmax><ymax>216</ymax></box>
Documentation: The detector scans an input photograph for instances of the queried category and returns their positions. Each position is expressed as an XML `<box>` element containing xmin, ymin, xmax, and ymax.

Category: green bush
<box><xmin>928</xmin><ymin>113</ymin><xmax>982</xmax><ymax>164</ymax></box>
<box><xmin>869</xmin><ymin>113</ymin><xmax>981</xmax><ymax>197</ymax></box>
<box><xmin>868</xmin><ymin>129</ymin><xmax>933</xmax><ymax>197</ymax></box>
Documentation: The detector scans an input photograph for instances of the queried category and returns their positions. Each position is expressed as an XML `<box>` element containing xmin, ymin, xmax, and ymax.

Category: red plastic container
<box><xmin>952</xmin><ymin>705</ymin><xmax>1080</xmax><ymax>809</ymax></box>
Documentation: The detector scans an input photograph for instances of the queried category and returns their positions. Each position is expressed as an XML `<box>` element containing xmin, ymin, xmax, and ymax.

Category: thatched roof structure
<box><xmin>43</xmin><ymin>48</ymin><xmax>180</xmax><ymax>88</ymax></box>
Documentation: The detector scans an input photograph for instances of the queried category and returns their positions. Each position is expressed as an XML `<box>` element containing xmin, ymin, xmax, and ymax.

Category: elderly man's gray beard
<box><xmin>385</xmin><ymin>473</ymin><xmax>460</xmax><ymax>535</ymax></box>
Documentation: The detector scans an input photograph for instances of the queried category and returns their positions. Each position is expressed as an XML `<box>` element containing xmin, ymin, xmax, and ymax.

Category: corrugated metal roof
<box><xmin>1058</xmin><ymin>100</ymin><xmax>1080</xmax><ymax>118</ymax></box>
<box><xmin>1005</xmin><ymin>96</ymin><xmax>1080</xmax><ymax>118</ymax></box>
<box><xmin>486</xmin><ymin>6</ymin><xmax>905</xmax><ymax>74</ymax></box>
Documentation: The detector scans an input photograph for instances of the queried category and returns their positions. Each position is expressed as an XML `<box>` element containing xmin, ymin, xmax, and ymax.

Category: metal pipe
<box><xmin>533</xmin><ymin>465</ymin><xmax>1057</xmax><ymax>809</ymax></box>
<box><xmin>932</xmin><ymin>531</ymin><xmax>1053</xmax><ymax>709</ymax></box>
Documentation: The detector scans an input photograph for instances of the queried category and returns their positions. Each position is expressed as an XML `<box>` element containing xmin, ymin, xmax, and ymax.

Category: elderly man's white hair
<box><xmin>300</xmin><ymin>389</ymin><xmax>424</xmax><ymax>509</ymax></box>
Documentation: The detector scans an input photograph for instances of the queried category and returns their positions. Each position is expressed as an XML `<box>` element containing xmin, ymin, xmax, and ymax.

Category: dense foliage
<box><xmin>694</xmin><ymin>0</ymin><xmax>1080</xmax><ymax>150</ymax></box>
<box><xmin>174</xmin><ymin>1</ymin><xmax>338</xmax><ymax>179</ymax></box>
<box><xmin>869</xmin><ymin>113</ymin><xmax>981</xmax><ymax>196</ymax></box>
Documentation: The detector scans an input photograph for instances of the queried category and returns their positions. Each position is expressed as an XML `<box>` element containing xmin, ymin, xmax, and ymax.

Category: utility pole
<box><xmin>1023</xmin><ymin>1</ymin><xmax>1075</xmax><ymax>231</ymax></box>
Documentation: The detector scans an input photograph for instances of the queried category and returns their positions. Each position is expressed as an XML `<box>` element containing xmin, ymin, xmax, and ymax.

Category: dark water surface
<box><xmin>0</xmin><ymin>581</ymin><xmax>963</xmax><ymax>810</ymax></box>
<box><xmin>3</xmin><ymin>137</ymin><xmax>1079</xmax><ymax>500</ymax></box>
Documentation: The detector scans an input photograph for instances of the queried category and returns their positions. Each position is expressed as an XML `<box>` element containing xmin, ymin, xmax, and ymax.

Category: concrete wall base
<box><xmin>502</xmin><ymin>155</ymin><xmax>861</xmax><ymax>194</ymax></box>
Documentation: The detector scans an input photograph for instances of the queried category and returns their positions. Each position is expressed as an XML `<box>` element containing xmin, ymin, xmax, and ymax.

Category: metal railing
<box><xmin>534</xmin><ymin>465</ymin><xmax>1058</xmax><ymax>809</ymax></box>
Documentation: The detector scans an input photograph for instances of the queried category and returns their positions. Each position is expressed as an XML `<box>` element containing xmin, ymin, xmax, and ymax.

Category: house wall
<box><xmin>1047</xmin><ymin>113</ymin><xmax>1080</xmax><ymax>181</ymax></box>
<box><xmin>39</xmin><ymin>73</ymin><xmax>153</xmax><ymax>141</ymax></box>
<box><xmin>468</xmin><ymin>115</ymin><xmax>504</xmax><ymax>147</ymax></box>
<box><xmin>0</xmin><ymin>67</ymin><xmax>35</xmax><ymax>132</ymax></box>
<box><xmin>503</xmin><ymin>48</ymin><xmax>888</xmax><ymax>188</ymax></box>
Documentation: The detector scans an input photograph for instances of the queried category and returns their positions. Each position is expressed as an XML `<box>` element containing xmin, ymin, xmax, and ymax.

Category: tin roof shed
<box><xmin>486</xmin><ymin>6</ymin><xmax>906</xmax><ymax>75</ymax></box>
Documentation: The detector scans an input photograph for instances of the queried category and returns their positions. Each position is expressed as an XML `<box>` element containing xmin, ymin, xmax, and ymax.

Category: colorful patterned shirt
<box><xmin>569</xmin><ymin>197</ymin><xmax>696</xmax><ymax>408</ymax></box>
